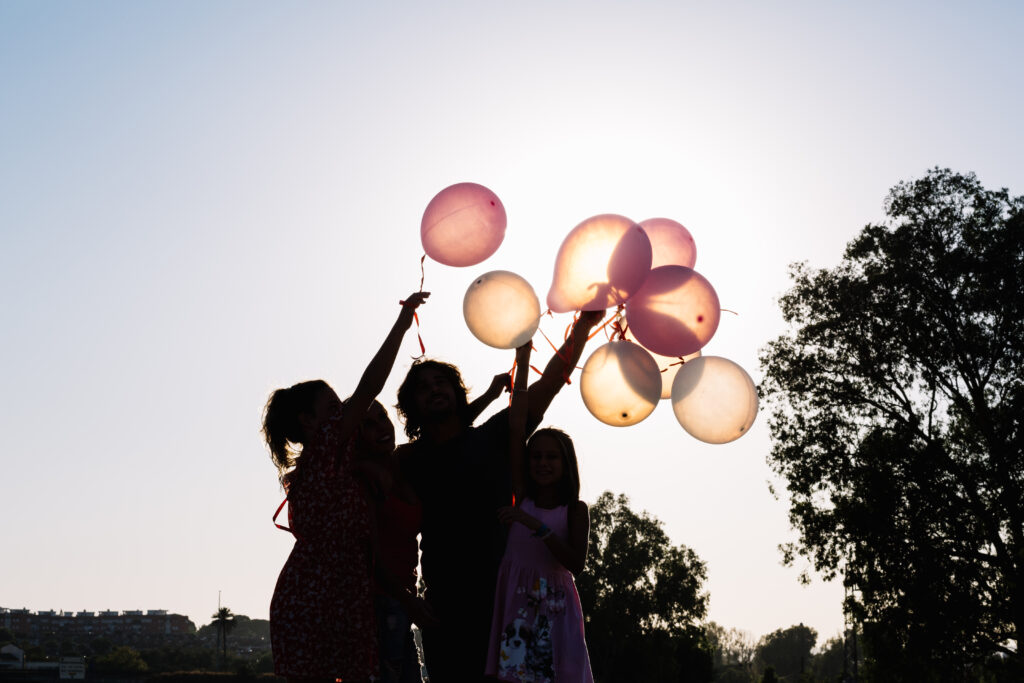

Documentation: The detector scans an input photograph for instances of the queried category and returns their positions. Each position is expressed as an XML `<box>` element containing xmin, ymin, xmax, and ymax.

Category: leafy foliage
<box><xmin>755</xmin><ymin>624</ymin><xmax>816</xmax><ymax>680</ymax></box>
<box><xmin>577</xmin><ymin>491</ymin><xmax>712</xmax><ymax>681</ymax></box>
<box><xmin>760</xmin><ymin>168</ymin><xmax>1024</xmax><ymax>675</ymax></box>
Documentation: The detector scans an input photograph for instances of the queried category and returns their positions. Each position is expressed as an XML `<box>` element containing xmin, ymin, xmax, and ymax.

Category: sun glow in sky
<box><xmin>2</xmin><ymin>0</ymin><xmax>1022</xmax><ymax>645</ymax></box>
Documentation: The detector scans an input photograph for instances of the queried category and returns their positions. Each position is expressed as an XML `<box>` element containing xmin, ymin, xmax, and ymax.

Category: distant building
<box><xmin>1</xmin><ymin>643</ymin><xmax>25</xmax><ymax>669</ymax></box>
<box><xmin>0</xmin><ymin>607</ymin><xmax>196</xmax><ymax>648</ymax></box>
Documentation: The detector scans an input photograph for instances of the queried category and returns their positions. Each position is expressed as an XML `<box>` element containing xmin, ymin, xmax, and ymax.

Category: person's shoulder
<box><xmin>475</xmin><ymin>406</ymin><xmax>510</xmax><ymax>436</ymax></box>
<box><xmin>570</xmin><ymin>499</ymin><xmax>589</xmax><ymax>516</ymax></box>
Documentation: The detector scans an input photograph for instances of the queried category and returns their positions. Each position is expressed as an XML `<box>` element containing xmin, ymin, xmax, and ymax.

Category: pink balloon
<box><xmin>421</xmin><ymin>183</ymin><xmax>506</xmax><ymax>267</ymax></box>
<box><xmin>639</xmin><ymin>217</ymin><xmax>697</xmax><ymax>269</ymax></box>
<box><xmin>625</xmin><ymin>265</ymin><xmax>720</xmax><ymax>357</ymax></box>
<box><xmin>546</xmin><ymin>214</ymin><xmax>652</xmax><ymax>313</ymax></box>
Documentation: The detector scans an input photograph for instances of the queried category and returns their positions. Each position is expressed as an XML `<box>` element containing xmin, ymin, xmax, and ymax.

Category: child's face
<box><xmin>528</xmin><ymin>433</ymin><xmax>564</xmax><ymax>488</ymax></box>
<box><xmin>358</xmin><ymin>401</ymin><xmax>395</xmax><ymax>457</ymax></box>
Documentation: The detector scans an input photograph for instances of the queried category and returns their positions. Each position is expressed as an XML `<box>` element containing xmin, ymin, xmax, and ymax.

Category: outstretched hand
<box><xmin>400</xmin><ymin>291</ymin><xmax>431</xmax><ymax>310</ymax></box>
<box><xmin>487</xmin><ymin>372</ymin><xmax>512</xmax><ymax>397</ymax></box>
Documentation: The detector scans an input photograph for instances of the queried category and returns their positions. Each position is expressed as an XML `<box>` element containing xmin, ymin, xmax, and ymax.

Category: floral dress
<box><xmin>270</xmin><ymin>406</ymin><xmax>377</xmax><ymax>680</ymax></box>
<box><xmin>485</xmin><ymin>499</ymin><xmax>593</xmax><ymax>683</ymax></box>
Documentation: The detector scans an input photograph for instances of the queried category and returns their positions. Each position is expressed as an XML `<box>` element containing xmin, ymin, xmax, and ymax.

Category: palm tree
<box><xmin>211</xmin><ymin>607</ymin><xmax>236</xmax><ymax>667</ymax></box>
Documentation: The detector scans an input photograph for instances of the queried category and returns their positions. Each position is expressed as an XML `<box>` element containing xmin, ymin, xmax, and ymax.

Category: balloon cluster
<box><xmin>420</xmin><ymin>182</ymin><xmax>758</xmax><ymax>444</ymax></box>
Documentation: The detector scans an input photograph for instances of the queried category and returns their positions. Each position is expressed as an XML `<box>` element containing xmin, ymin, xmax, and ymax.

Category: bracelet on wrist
<box><xmin>532</xmin><ymin>523</ymin><xmax>552</xmax><ymax>539</ymax></box>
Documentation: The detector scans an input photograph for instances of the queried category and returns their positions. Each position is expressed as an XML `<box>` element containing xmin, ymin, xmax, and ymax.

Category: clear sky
<box><xmin>2</xmin><ymin>0</ymin><xmax>1022</xmax><ymax>647</ymax></box>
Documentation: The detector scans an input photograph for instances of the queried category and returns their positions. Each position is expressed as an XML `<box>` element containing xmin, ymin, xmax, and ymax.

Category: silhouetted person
<box><xmin>263</xmin><ymin>291</ymin><xmax>428</xmax><ymax>683</ymax></box>
<box><xmin>395</xmin><ymin>311</ymin><xmax>602</xmax><ymax>682</ymax></box>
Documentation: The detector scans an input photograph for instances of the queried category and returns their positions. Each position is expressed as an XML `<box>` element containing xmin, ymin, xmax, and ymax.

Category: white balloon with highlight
<box><xmin>579</xmin><ymin>340</ymin><xmax>661</xmax><ymax>427</ymax></box>
<box><xmin>463</xmin><ymin>271</ymin><xmax>541</xmax><ymax>349</ymax></box>
<box><xmin>671</xmin><ymin>356</ymin><xmax>758</xmax><ymax>444</ymax></box>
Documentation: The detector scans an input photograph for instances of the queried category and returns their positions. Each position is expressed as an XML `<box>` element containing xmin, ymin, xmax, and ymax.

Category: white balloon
<box><xmin>463</xmin><ymin>271</ymin><xmax>541</xmax><ymax>349</ymax></box>
<box><xmin>580</xmin><ymin>341</ymin><xmax>661</xmax><ymax>427</ymax></box>
<box><xmin>623</xmin><ymin>326</ymin><xmax>701</xmax><ymax>399</ymax></box>
<box><xmin>671</xmin><ymin>356</ymin><xmax>758</xmax><ymax>444</ymax></box>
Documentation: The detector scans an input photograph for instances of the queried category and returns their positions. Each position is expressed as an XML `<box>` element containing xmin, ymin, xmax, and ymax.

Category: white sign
<box><xmin>60</xmin><ymin>656</ymin><xmax>86</xmax><ymax>679</ymax></box>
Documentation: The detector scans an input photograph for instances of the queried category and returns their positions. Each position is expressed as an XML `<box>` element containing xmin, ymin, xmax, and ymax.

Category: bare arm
<box><xmin>497</xmin><ymin>500</ymin><xmax>590</xmax><ymax>576</ymax></box>
<box><xmin>526</xmin><ymin>309</ymin><xmax>605</xmax><ymax>428</ymax></box>
<box><xmin>508</xmin><ymin>343</ymin><xmax>532</xmax><ymax>501</ymax></box>
<box><xmin>466</xmin><ymin>372</ymin><xmax>511</xmax><ymax>425</ymax></box>
<box><xmin>336</xmin><ymin>291</ymin><xmax>430</xmax><ymax>446</ymax></box>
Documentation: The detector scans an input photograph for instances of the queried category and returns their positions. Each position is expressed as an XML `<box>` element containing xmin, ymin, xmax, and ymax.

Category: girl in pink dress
<box><xmin>485</xmin><ymin>343</ymin><xmax>594</xmax><ymax>683</ymax></box>
<box><xmin>263</xmin><ymin>291</ymin><xmax>428</xmax><ymax>683</ymax></box>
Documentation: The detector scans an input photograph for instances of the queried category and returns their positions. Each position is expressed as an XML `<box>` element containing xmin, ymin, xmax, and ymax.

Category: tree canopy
<box><xmin>576</xmin><ymin>491</ymin><xmax>712</xmax><ymax>681</ymax></box>
<box><xmin>760</xmin><ymin>168</ymin><xmax>1024</xmax><ymax>677</ymax></box>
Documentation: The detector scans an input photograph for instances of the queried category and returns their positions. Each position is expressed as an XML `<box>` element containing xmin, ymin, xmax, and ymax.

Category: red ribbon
<box><xmin>272</xmin><ymin>498</ymin><xmax>294</xmax><ymax>536</ymax></box>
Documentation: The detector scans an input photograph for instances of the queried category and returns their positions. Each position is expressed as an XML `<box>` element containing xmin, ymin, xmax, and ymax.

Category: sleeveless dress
<box><xmin>485</xmin><ymin>499</ymin><xmax>594</xmax><ymax>683</ymax></box>
<box><xmin>270</xmin><ymin>407</ymin><xmax>377</xmax><ymax>680</ymax></box>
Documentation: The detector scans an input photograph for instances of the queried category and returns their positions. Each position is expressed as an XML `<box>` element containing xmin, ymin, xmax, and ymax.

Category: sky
<box><xmin>2</xmin><ymin>0</ymin><xmax>1023</xmax><ymax>648</ymax></box>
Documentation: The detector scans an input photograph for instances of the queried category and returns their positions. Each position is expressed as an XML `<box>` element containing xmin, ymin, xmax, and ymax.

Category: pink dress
<box><xmin>270</xmin><ymin>407</ymin><xmax>377</xmax><ymax>680</ymax></box>
<box><xmin>485</xmin><ymin>499</ymin><xmax>594</xmax><ymax>683</ymax></box>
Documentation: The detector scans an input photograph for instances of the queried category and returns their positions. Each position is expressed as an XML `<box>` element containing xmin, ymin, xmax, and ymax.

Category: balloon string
<box><xmin>586</xmin><ymin>309</ymin><xmax>620</xmax><ymax>341</ymax></box>
<box><xmin>721</xmin><ymin>308</ymin><xmax>739</xmax><ymax>316</ymax></box>
<box><xmin>418</xmin><ymin>253</ymin><xmax>427</xmax><ymax>292</ymax></box>
<box><xmin>536</xmin><ymin>313</ymin><xmax>579</xmax><ymax>384</ymax></box>
<box><xmin>398</xmin><ymin>301</ymin><xmax>427</xmax><ymax>359</ymax></box>
<box><xmin>662</xmin><ymin>356</ymin><xmax>689</xmax><ymax>372</ymax></box>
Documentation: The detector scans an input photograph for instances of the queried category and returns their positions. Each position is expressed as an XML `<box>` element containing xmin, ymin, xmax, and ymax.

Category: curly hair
<box><xmin>395</xmin><ymin>359</ymin><xmax>470</xmax><ymax>440</ymax></box>
<box><xmin>525</xmin><ymin>427</ymin><xmax>581</xmax><ymax>505</ymax></box>
<box><xmin>261</xmin><ymin>379</ymin><xmax>330</xmax><ymax>482</ymax></box>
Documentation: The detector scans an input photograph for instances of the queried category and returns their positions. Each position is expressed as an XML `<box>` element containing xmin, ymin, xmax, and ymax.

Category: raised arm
<box><xmin>508</xmin><ymin>343</ymin><xmax>532</xmax><ymax>501</ymax></box>
<box><xmin>337</xmin><ymin>291</ymin><xmax>430</xmax><ymax>445</ymax></box>
<box><xmin>526</xmin><ymin>309</ymin><xmax>604</xmax><ymax>428</ymax></box>
<box><xmin>465</xmin><ymin>372</ymin><xmax>511</xmax><ymax>425</ymax></box>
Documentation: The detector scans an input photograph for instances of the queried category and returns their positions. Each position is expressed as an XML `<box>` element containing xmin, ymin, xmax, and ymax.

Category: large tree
<box><xmin>755</xmin><ymin>623</ymin><xmax>816</xmax><ymax>681</ymax></box>
<box><xmin>760</xmin><ymin>169</ymin><xmax>1024</xmax><ymax>676</ymax></box>
<box><xmin>576</xmin><ymin>491</ymin><xmax>712</xmax><ymax>681</ymax></box>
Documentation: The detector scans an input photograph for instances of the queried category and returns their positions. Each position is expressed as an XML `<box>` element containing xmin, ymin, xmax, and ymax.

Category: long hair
<box><xmin>395</xmin><ymin>358</ymin><xmax>470</xmax><ymax>440</ymax></box>
<box><xmin>261</xmin><ymin>379</ymin><xmax>330</xmax><ymax>482</ymax></box>
<box><xmin>525</xmin><ymin>427</ymin><xmax>581</xmax><ymax>505</ymax></box>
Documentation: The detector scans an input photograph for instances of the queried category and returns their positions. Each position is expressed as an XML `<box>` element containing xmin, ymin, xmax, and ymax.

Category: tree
<box><xmin>92</xmin><ymin>645</ymin><xmax>149</xmax><ymax>676</ymax></box>
<box><xmin>210</xmin><ymin>606</ymin><xmax>236</xmax><ymax>666</ymax></box>
<box><xmin>809</xmin><ymin>636</ymin><xmax>845</xmax><ymax>682</ymax></box>
<box><xmin>576</xmin><ymin>491</ymin><xmax>712</xmax><ymax>681</ymax></box>
<box><xmin>755</xmin><ymin>624</ymin><xmax>816</xmax><ymax>680</ymax></box>
<box><xmin>760</xmin><ymin>169</ymin><xmax>1024</xmax><ymax>676</ymax></box>
<box><xmin>706</xmin><ymin>621</ymin><xmax>756</xmax><ymax>681</ymax></box>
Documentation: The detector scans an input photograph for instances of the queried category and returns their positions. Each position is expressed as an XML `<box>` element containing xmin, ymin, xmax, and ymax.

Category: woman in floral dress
<box><xmin>263</xmin><ymin>291</ymin><xmax>429</xmax><ymax>683</ymax></box>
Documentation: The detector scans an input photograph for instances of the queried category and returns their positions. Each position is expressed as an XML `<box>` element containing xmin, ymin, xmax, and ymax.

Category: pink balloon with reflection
<box><xmin>624</xmin><ymin>265</ymin><xmax>720</xmax><ymax>357</ymax></box>
<box><xmin>671</xmin><ymin>356</ymin><xmax>758</xmax><ymax>444</ymax></box>
<box><xmin>421</xmin><ymin>182</ymin><xmax>507</xmax><ymax>267</ymax></box>
<box><xmin>579</xmin><ymin>340</ymin><xmax>661</xmax><ymax>427</ymax></box>
<box><xmin>546</xmin><ymin>214</ymin><xmax>652</xmax><ymax>313</ymax></box>
<box><xmin>623</xmin><ymin>326</ymin><xmax>701</xmax><ymax>399</ymax></box>
<box><xmin>640</xmin><ymin>217</ymin><xmax>697</xmax><ymax>269</ymax></box>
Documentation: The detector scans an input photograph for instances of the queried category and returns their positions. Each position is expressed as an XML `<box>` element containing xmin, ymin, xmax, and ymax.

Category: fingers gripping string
<box><xmin>398</xmin><ymin>254</ymin><xmax>429</xmax><ymax>360</ymax></box>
